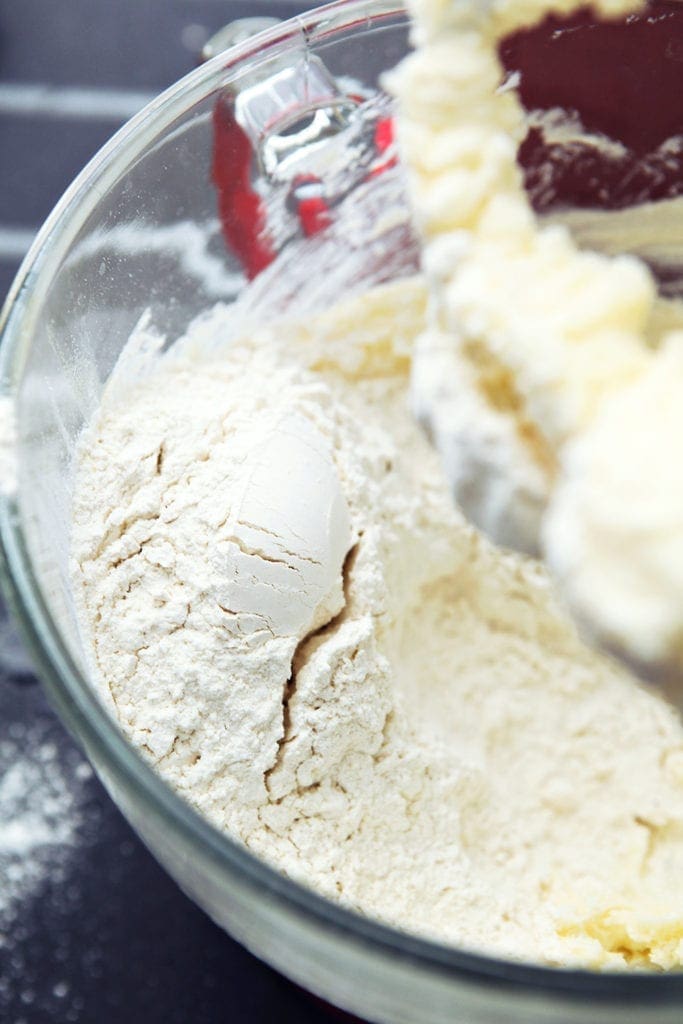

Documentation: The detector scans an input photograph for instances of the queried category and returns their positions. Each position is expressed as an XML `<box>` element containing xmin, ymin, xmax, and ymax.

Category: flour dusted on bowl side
<box><xmin>70</xmin><ymin>279</ymin><xmax>683</xmax><ymax>970</ymax></box>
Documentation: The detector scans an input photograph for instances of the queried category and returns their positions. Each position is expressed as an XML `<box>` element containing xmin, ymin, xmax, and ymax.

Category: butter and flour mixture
<box><xmin>71</xmin><ymin>279</ymin><xmax>683</xmax><ymax>970</ymax></box>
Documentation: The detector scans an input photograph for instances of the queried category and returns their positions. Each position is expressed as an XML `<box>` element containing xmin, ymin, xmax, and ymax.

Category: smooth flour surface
<box><xmin>71</xmin><ymin>280</ymin><xmax>683</xmax><ymax>969</ymax></box>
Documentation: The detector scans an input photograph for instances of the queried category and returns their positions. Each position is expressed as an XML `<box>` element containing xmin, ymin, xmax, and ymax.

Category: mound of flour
<box><xmin>71</xmin><ymin>282</ymin><xmax>683</xmax><ymax>969</ymax></box>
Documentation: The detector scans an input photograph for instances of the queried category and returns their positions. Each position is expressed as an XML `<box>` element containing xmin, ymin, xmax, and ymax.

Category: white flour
<box><xmin>71</xmin><ymin>281</ymin><xmax>683</xmax><ymax>969</ymax></box>
<box><xmin>0</xmin><ymin>717</ymin><xmax>88</xmax><ymax>942</ymax></box>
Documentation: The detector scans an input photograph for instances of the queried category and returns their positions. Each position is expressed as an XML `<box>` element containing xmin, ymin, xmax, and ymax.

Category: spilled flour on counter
<box><xmin>0</xmin><ymin>717</ymin><xmax>88</xmax><ymax>940</ymax></box>
<box><xmin>71</xmin><ymin>279</ymin><xmax>683</xmax><ymax>970</ymax></box>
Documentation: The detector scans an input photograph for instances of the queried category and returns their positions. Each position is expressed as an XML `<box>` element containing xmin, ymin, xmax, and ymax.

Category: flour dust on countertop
<box><xmin>0</xmin><ymin>673</ymin><xmax>103</xmax><ymax>1023</ymax></box>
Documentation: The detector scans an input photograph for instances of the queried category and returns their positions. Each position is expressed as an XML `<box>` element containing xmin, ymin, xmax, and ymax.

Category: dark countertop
<box><xmin>0</xmin><ymin>4</ymin><xmax>341</xmax><ymax>1022</ymax></box>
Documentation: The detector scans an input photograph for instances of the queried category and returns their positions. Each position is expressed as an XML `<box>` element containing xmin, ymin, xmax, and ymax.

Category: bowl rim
<box><xmin>1</xmin><ymin>0</ymin><xmax>682</xmax><ymax>1006</ymax></box>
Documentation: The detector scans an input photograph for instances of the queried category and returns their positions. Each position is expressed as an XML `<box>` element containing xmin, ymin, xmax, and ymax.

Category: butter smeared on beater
<box><xmin>390</xmin><ymin>0</ymin><xmax>683</xmax><ymax>675</ymax></box>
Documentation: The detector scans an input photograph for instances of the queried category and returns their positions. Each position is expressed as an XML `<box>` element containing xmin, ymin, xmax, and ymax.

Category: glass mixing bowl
<box><xmin>1</xmin><ymin>1</ymin><xmax>682</xmax><ymax>1021</ymax></box>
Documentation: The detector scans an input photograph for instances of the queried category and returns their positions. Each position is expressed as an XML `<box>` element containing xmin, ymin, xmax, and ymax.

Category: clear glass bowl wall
<box><xmin>1</xmin><ymin>1</ymin><xmax>682</xmax><ymax>1021</ymax></box>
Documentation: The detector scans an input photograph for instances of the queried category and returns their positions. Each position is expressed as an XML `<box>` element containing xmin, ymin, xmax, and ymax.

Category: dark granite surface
<box><xmin>0</xmin><ymin>3</ymin><xmax>341</xmax><ymax>1022</ymax></box>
